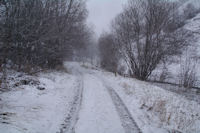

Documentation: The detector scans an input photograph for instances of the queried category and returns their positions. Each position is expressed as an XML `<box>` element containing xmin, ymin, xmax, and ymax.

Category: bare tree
<box><xmin>0</xmin><ymin>0</ymin><xmax>89</xmax><ymax>71</ymax></box>
<box><xmin>99</xmin><ymin>33</ymin><xmax>119</xmax><ymax>73</ymax></box>
<box><xmin>111</xmin><ymin>0</ymin><xmax>189</xmax><ymax>80</ymax></box>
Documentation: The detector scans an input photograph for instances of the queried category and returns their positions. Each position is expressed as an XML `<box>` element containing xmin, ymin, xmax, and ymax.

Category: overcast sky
<box><xmin>86</xmin><ymin>0</ymin><xmax>127</xmax><ymax>37</ymax></box>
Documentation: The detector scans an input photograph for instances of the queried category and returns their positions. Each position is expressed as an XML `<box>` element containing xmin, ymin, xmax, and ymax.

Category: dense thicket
<box><xmin>0</xmin><ymin>0</ymin><xmax>89</xmax><ymax>70</ymax></box>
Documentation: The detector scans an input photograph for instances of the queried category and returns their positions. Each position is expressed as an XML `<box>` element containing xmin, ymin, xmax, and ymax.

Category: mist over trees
<box><xmin>0</xmin><ymin>0</ymin><xmax>199</xmax><ymax>85</ymax></box>
<box><xmin>99</xmin><ymin>33</ymin><xmax>119</xmax><ymax>73</ymax></box>
<box><xmin>99</xmin><ymin>0</ymin><xmax>192</xmax><ymax>81</ymax></box>
<box><xmin>0</xmin><ymin>0</ymin><xmax>90</xmax><ymax>71</ymax></box>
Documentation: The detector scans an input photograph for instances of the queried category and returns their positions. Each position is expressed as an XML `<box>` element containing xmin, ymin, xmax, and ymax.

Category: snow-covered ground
<box><xmin>0</xmin><ymin>62</ymin><xmax>200</xmax><ymax>133</ymax></box>
<box><xmin>83</xmin><ymin>63</ymin><xmax>200</xmax><ymax>133</ymax></box>
<box><xmin>151</xmin><ymin>82</ymin><xmax>200</xmax><ymax>104</ymax></box>
<box><xmin>0</xmin><ymin>70</ymin><xmax>81</xmax><ymax>133</ymax></box>
<box><xmin>97</xmin><ymin>71</ymin><xmax>200</xmax><ymax>133</ymax></box>
<box><xmin>75</xmin><ymin>74</ymin><xmax>125</xmax><ymax>133</ymax></box>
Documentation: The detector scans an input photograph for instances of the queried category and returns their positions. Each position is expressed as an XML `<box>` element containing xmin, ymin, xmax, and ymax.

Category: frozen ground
<box><xmin>0</xmin><ymin>62</ymin><xmax>200</xmax><ymax>133</ymax></box>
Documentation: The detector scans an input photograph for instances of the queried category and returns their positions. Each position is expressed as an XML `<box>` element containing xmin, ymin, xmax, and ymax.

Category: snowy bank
<box><xmin>98</xmin><ymin>71</ymin><xmax>200</xmax><ymax>133</ymax></box>
<box><xmin>0</xmin><ymin>71</ymin><xmax>79</xmax><ymax>133</ymax></box>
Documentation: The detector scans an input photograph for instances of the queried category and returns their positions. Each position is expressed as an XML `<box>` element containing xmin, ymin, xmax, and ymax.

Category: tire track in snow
<box><xmin>106</xmin><ymin>86</ymin><xmax>142</xmax><ymax>133</ymax></box>
<box><xmin>74</xmin><ymin>75</ymin><xmax>125</xmax><ymax>133</ymax></box>
<box><xmin>59</xmin><ymin>78</ymin><xmax>83</xmax><ymax>133</ymax></box>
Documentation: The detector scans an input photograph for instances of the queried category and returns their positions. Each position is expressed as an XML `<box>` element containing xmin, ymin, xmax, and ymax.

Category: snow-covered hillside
<box><xmin>181</xmin><ymin>0</ymin><xmax>200</xmax><ymax>9</ymax></box>
<box><xmin>184</xmin><ymin>12</ymin><xmax>200</xmax><ymax>57</ymax></box>
<box><xmin>150</xmin><ymin>10</ymin><xmax>200</xmax><ymax>87</ymax></box>
<box><xmin>0</xmin><ymin>62</ymin><xmax>200</xmax><ymax>133</ymax></box>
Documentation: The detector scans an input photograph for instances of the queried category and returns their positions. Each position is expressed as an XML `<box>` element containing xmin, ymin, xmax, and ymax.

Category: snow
<box><xmin>1</xmin><ymin>62</ymin><xmax>200</xmax><ymax>133</ymax></box>
<box><xmin>66</xmin><ymin>62</ymin><xmax>200</xmax><ymax>133</ymax></box>
<box><xmin>184</xmin><ymin>13</ymin><xmax>200</xmax><ymax>58</ymax></box>
<box><xmin>97</xmin><ymin>71</ymin><xmax>200</xmax><ymax>133</ymax></box>
<box><xmin>1</xmin><ymin>2</ymin><xmax>200</xmax><ymax>133</ymax></box>
<box><xmin>181</xmin><ymin>0</ymin><xmax>200</xmax><ymax>10</ymax></box>
<box><xmin>0</xmin><ymin>71</ymin><xmax>79</xmax><ymax>133</ymax></box>
<box><xmin>64</xmin><ymin>62</ymin><xmax>125</xmax><ymax>133</ymax></box>
<box><xmin>151</xmin><ymin>82</ymin><xmax>200</xmax><ymax>104</ymax></box>
<box><xmin>150</xmin><ymin>11</ymin><xmax>200</xmax><ymax>87</ymax></box>
<box><xmin>75</xmin><ymin>74</ymin><xmax>125</xmax><ymax>133</ymax></box>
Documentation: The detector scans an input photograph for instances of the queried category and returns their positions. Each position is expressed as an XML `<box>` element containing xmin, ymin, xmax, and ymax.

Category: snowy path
<box><xmin>106</xmin><ymin>86</ymin><xmax>142</xmax><ymax>133</ymax></box>
<box><xmin>74</xmin><ymin>74</ymin><xmax>125</xmax><ymax>133</ymax></box>
<box><xmin>1</xmin><ymin>62</ymin><xmax>200</xmax><ymax>132</ymax></box>
<box><xmin>59</xmin><ymin>78</ymin><xmax>83</xmax><ymax>133</ymax></box>
<box><xmin>1</xmin><ymin>62</ymin><xmax>200</xmax><ymax>133</ymax></box>
<box><xmin>64</xmin><ymin>62</ymin><xmax>141</xmax><ymax>133</ymax></box>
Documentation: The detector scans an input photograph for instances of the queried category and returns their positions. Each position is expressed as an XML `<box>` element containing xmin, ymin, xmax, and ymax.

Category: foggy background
<box><xmin>86</xmin><ymin>0</ymin><xmax>127</xmax><ymax>37</ymax></box>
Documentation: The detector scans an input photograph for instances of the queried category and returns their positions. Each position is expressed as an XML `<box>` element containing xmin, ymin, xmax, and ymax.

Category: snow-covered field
<box><xmin>0</xmin><ymin>62</ymin><xmax>200</xmax><ymax>133</ymax></box>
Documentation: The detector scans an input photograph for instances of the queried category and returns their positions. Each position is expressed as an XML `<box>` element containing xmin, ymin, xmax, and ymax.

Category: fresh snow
<box><xmin>150</xmin><ymin>12</ymin><xmax>200</xmax><ymax>86</ymax></box>
<box><xmin>75</xmin><ymin>74</ymin><xmax>125</xmax><ymax>133</ymax></box>
<box><xmin>97</xmin><ymin>71</ymin><xmax>200</xmax><ymax>133</ymax></box>
<box><xmin>0</xmin><ymin>62</ymin><xmax>200</xmax><ymax>133</ymax></box>
<box><xmin>0</xmin><ymin>71</ymin><xmax>80</xmax><ymax>133</ymax></box>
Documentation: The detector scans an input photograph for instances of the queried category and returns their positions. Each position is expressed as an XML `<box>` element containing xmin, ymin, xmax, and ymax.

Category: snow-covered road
<box><xmin>65</xmin><ymin>62</ymin><xmax>141</xmax><ymax>133</ymax></box>
<box><xmin>1</xmin><ymin>62</ymin><xmax>200</xmax><ymax>133</ymax></box>
<box><xmin>65</xmin><ymin>62</ymin><xmax>200</xmax><ymax>133</ymax></box>
<box><xmin>75</xmin><ymin>74</ymin><xmax>125</xmax><ymax>133</ymax></box>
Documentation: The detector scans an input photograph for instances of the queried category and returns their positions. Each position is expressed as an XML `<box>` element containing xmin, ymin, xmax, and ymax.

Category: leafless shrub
<box><xmin>179</xmin><ymin>57</ymin><xmax>198</xmax><ymax>88</ymax></box>
<box><xmin>159</xmin><ymin>65</ymin><xmax>171</xmax><ymax>82</ymax></box>
<box><xmin>0</xmin><ymin>0</ymin><xmax>90</xmax><ymax>70</ymax></box>
<box><xmin>0</xmin><ymin>66</ymin><xmax>8</xmax><ymax>91</ymax></box>
<box><xmin>118</xmin><ymin>65</ymin><xmax>126</xmax><ymax>75</ymax></box>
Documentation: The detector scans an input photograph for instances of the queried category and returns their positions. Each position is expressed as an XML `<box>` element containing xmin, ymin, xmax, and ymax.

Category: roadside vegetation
<box><xmin>99</xmin><ymin>0</ymin><xmax>200</xmax><ymax>89</ymax></box>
